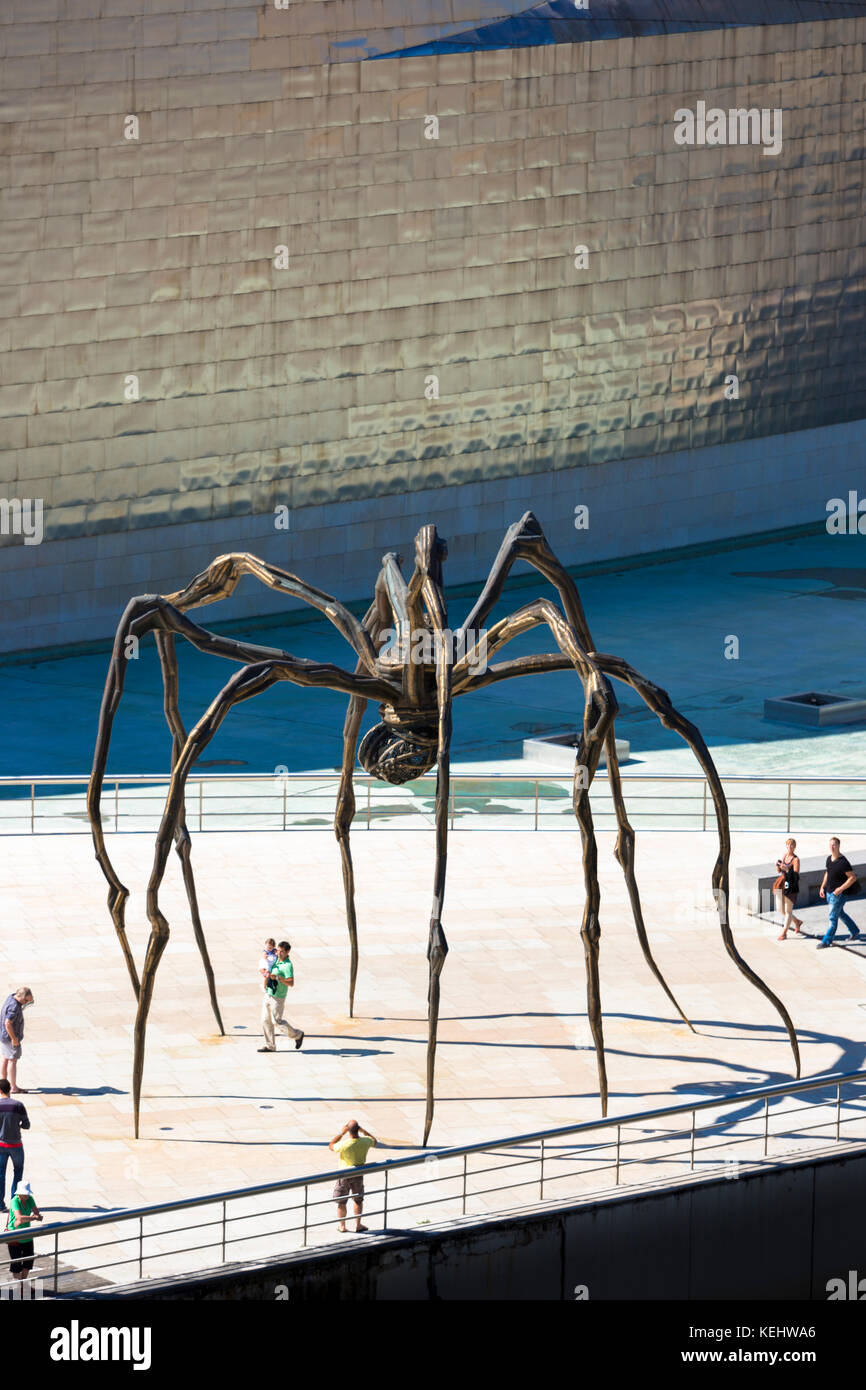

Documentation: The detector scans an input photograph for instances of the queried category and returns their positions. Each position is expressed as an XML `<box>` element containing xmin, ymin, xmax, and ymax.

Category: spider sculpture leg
<box><xmin>335</xmin><ymin>692</ymin><xmax>367</xmax><ymax>1019</ymax></box>
<box><xmin>155</xmin><ymin>631</ymin><xmax>224</xmax><ymax>1036</ymax></box>
<box><xmin>603</xmin><ymin>725</ymin><xmax>694</xmax><ymax>1031</ymax></box>
<box><xmin>458</xmin><ymin>511</ymin><xmax>696</xmax><ymax>1022</ymax></box>
<box><xmin>456</xmin><ymin>604</ymin><xmax>694</xmax><ymax>1032</ymax></box>
<box><xmin>89</xmin><ymin>587</ymin><xmax>399</xmax><ymax>1004</ymax></box>
<box><xmin>334</xmin><ymin>596</ymin><xmax>388</xmax><ymax>1018</ymax></box>
<box><xmin>413</xmin><ymin>528</ymin><xmax>454</xmax><ymax>1145</ymax></box>
<box><xmin>596</xmin><ymin>652</ymin><xmax>800</xmax><ymax>1077</ymax></box>
<box><xmin>165</xmin><ymin>552</ymin><xmax>381</xmax><ymax>676</ymax></box>
<box><xmin>470</xmin><ymin>596</ymin><xmax>618</xmax><ymax>1114</ymax></box>
<box><xmin>131</xmin><ymin>651</ymin><xmax>390</xmax><ymax>1137</ymax></box>
<box><xmin>460</xmin><ymin>643</ymin><xmax>800</xmax><ymax>1078</ymax></box>
<box><xmin>456</xmin><ymin>516</ymin><xmax>625</xmax><ymax>1113</ymax></box>
<box><xmin>87</xmin><ymin>595</ymin><xmax>398</xmax><ymax>1137</ymax></box>
<box><xmin>86</xmin><ymin>612</ymin><xmax>143</xmax><ymax>999</ymax></box>
<box><xmin>133</xmin><ymin>661</ymin><xmax>282</xmax><ymax>1138</ymax></box>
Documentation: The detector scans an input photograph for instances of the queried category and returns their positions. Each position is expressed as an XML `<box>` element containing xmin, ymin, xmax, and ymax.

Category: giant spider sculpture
<box><xmin>88</xmin><ymin>512</ymin><xmax>799</xmax><ymax>1140</ymax></box>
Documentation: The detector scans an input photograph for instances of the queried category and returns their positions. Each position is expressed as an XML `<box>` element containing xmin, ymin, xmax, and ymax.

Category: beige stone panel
<box><xmin>249</xmin><ymin>38</ymin><xmax>297</xmax><ymax>73</ymax></box>
<box><xmin>0</xmin><ymin>185</ymin><xmax>46</xmax><ymax>222</ymax></box>
<box><xmin>4</xmin><ymin>152</ymin><xmax>51</xmax><ymax>188</ymax></box>
<box><xmin>4</xmin><ymin>313</ymin><xmax>49</xmax><ymax>357</ymax></box>
<box><xmin>0</xmin><ymin>248</ymin><xmax>31</xmax><ymax>289</ymax></box>
<box><xmin>52</xmin><ymin>464</ymin><xmax>99</xmax><ymax>508</ymax></box>
<box><xmin>126</xmin><ymin>491</ymin><xmax>193</xmax><ymax>529</ymax></box>
<box><xmin>358</xmin><ymin>54</ymin><xmax>428</xmax><ymax>93</ymax></box>
<box><xmin>0</xmin><ymin>56</ymin><xmax>43</xmax><ymax>92</ymax></box>
<box><xmin>16</xmin><ymin>281</ymin><xmax>61</xmax><ymax>317</ymax></box>
<box><xmin>1</xmin><ymin>23</ymin><xmax>53</xmax><ymax>58</ymax></box>
<box><xmin>5</xmin><ymin>443</ymin><xmax>55</xmax><ymax>484</ymax></box>
<box><xmin>0</xmin><ymin>346</ymin><xmax>46</xmax><ymax>386</ymax></box>
<box><xmin>0</xmin><ymin>218</ymin><xmax>40</xmax><ymax>255</ymax></box>
<box><xmin>0</xmin><ymin>376</ymin><xmax>34</xmax><ymax>420</ymax></box>
<box><xmin>205</xmin><ymin>478</ymin><xmax>275</xmax><ymax>519</ymax></box>
<box><xmin>0</xmin><ymin>419</ymin><xmax>27</xmax><ymax>456</ymax></box>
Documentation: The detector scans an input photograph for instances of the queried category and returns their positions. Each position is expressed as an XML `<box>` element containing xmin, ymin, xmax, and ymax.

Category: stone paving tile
<box><xmin>1</xmin><ymin>821</ymin><xmax>863</xmax><ymax>1277</ymax></box>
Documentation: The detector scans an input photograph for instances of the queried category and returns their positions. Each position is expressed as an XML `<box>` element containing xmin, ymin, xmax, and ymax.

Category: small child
<box><xmin>259</xmin><ymin>937</ymin><xmax>277</xmax><ymax>990</ymax></box>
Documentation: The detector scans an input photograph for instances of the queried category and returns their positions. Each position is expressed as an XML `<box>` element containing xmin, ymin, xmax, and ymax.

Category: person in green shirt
<box><xmin>258</xmin><ymin>941</ymin><xmax>304</xmax><ymax>1052</ymax></box>
<box><xmin>5</xmin><ymin>1180</ymin><xmax>42</xmax><ymax>1281</ymax></box>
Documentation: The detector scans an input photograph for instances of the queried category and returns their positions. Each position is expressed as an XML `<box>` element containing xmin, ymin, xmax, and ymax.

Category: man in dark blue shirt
<box><xmin>0</xmin><ymin>1077</ymin><xmax>30</xmax><ymax>1213</ymax></box>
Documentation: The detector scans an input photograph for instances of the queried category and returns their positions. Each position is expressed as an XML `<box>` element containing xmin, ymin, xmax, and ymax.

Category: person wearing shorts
<box><xmin>5</xmin><ymin>1180</ymin><xmax>42</xmax><ymax>1282</ymax></box>
<box><xmin>1</xmin><ymin>988</ymin><xmax>34</xmax><ymax>1094</ymax></box>
<box><xmin>329</xmin><ymin>1120</ymin><xmax>377</xmax><ymax>1234</ymax></box>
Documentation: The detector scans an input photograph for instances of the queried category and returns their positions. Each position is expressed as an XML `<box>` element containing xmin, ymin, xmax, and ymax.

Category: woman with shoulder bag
<box><xmin>775</xmin><ymin>837</ymin><xmax>803</xmax><ymax>941</ymax></box>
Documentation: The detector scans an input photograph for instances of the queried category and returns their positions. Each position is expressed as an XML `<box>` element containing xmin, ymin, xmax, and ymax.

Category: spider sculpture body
<box><xmin>87</xmin><ymin>513</ymin><xmax>799</xmax><ymax>1140</ymax></box>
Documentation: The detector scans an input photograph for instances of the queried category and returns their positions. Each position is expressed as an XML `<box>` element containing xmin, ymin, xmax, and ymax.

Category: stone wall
<box><xmin>1</xmin><ymin>5</ymin><xmax>865</xmax><ymax>652</ymax></box>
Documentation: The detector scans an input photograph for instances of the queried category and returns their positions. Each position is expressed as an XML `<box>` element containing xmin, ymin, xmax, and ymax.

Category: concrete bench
<box><xmin>522</xmin><ymin>733</ymin><xmax>630</xmax><ymax>769</ymax></box>
<box><xmin>734</xmin><ymin>851</ymin><xmax>866</xmax><ymax>916</ymax></box>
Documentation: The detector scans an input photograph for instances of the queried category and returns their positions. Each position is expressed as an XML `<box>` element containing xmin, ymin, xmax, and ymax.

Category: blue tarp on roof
<box><xmin>371</xmin><ymin>0</ymin><xmax>866</xmax><ymax>58</ymax></box>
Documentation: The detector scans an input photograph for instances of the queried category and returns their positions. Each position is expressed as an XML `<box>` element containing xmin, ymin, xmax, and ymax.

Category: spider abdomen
<box><xmin>358</xmin><ymin>719</ymin><xmax>438</xmax><ymax>785</ymax></box>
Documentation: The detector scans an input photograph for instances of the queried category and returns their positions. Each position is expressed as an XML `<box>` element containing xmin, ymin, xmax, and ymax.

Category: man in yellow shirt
<box><xmin>328</xmin><ymin>1119</ymin><xmax>377</xmax><ymax>1234</ymax></box>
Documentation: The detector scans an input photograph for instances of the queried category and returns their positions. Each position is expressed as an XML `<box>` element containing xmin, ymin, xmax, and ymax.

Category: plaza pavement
<box><xmin>2</xmin><ymin>825</ymin><xmax>865</xmax><ymax>1286</ymax></box>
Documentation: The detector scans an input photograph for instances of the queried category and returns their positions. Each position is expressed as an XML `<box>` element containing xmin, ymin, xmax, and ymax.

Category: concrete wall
<box><xmin>1</xmin><ymin>6</ymin><xmax>866</xmax><ymax>652</ymax></box>
<box><xmin>94</xmin><ymin>1144</ymin><xmax>866</xmax><ymax>1301</ymax></box>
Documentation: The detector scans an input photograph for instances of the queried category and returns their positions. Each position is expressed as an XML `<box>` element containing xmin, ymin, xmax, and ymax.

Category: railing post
<box><xmin>763</xmin><ymin>1096</ymin><xmax>770</xmax><ymax>1157</ymax></box>
<box><xmin>690</xmin><ymin>1111</ymin><xmax>696</xmax><ymax>1170</ymax></box>
<box><xmin>282</xmin><ymin>780</ymin><xmax>287</xmax><ymax>832</ymax></box>
<box><xmin>383</xmin><ymin>1167</ymin><xmax>388</xmax><ymax>1229</ymax></box>
<box><xmin>786</xmin><ymin>781</ymin><xmax>792</xmax><ymax>833</ymax></box>
<box><xmin>534</xmin><ymin>779</ymin><xmax>539</xmax><ymax>831</ymax></box>
<box><xmin>302</xmin><ymin>1186</ymin><xmax>308</xmax><ymax>1248</ymax></box>
<box><xmin>702</xmin><ymin>781</ymin><xmax>707</xmax><ymax>832</ymax></box>
<box><xmin>539</xmin><ymin>1138</ymin><xmax>544</xmax><ymax>1201</ymax></box>
<box><xmin>220</xmin><ymin>1200</ymin><xmax>226</xmax><ymax>1262</ymax></box>
<box><xmin>835</xmin><ymin>1081</ymin><xmax>842</xmax><ymax>1142</ymax></box>
<box><xmin>115</xmin><ymin>779</ymin><xmax>119</xmax><ymax>832</ymax></box>
<box><xmin>53</xmin><ymin>1232</ymin><xmax>59</xmax><ymax>1295</ymax></box>
<box><xmin>199</xmin><ymin>780</ymin><xmax>203</xmax><ymax>832</ymax></box>
<box><xmin>30</xmin><ymin>782</ymin><xmax>35</xmax><ymax>834</ymax></box>
<box><xmin>138</xmin><ymin>1215</ymin><xmax>143</xmax><ymax>1279</ymax></box>
<box><xmin>462</xmin><ymin>1153</ymin><xmax>468</xmax><ymax>1215</ymax></box>
<box><xmin>449</xmin><ymin>780</ymin><xmax>455</xmax><ymax>830</ymax></box>
<box><xmin>366</xmin><ymin>781</ymin><xmax>371</xmax><ymax>828</ymax></box>
<box><xmin>615</xmin><ymin>1126</ymin><xmax>621</xmax><ymax>1185</ymax></box>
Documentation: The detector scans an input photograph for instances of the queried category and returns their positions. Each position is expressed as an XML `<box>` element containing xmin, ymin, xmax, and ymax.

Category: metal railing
<box><xmin>2</xmin><ymin>1070</ymin><xmax>864</xmax><ymax>1296</ymax></box>
<box><xmin>1</xmin><ymin>773</ymin><xmax>866</xmax><ymax>835</ymax></box>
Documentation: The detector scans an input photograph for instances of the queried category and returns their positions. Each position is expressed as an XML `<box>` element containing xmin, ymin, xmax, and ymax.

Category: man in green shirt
<box><xmin>258</xmin><ymin>941</ymin><xmax>304</xmax><ymax>1052</ymax></box>
<box><xmin>6</xmin><ymin>1180</ymin><xmax>42</xmax><ymax>1281</ymax></box>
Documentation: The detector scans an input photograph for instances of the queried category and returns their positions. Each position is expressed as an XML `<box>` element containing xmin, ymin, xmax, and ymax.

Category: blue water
<box><xmin>3</xmin><ymin>530</ymin><xmax>866</xmax><ymax>778</ymax></box>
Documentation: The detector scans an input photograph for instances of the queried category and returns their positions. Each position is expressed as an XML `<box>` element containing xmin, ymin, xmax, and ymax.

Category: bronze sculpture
<box><xmin>87</xmin><ymin>512</ymin><xmax>800</xmax><ymax>1140</ymax></box>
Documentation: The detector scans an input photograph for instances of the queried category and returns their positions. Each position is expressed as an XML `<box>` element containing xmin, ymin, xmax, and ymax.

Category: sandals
<box><xmin>778</xmin><ymin>922</ymin><xmax>803</xmax><ymax>940</ymax></box>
